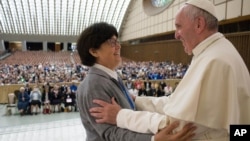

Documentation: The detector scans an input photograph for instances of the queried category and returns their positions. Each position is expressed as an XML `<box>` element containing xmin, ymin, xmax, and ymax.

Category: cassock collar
<box><xmin>192</xmin><ymin>33</ymin><xmax>224</xmax><ymax>57</ymax></box>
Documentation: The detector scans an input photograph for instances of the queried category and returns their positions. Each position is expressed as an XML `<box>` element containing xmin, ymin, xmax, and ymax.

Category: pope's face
<box><xmin>174</xmin><ymin>7</ymin><xmax>198</xmax><ymax>55</ymax></box>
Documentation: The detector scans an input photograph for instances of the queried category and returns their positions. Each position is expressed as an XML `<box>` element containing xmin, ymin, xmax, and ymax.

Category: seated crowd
<box><xmin>0</xmin><ymin>59</ymin><xmax>188</xmax><ymax>86</ymax></box>
<box><xmin>16</xmin><ymin>81</ymin><xmax>78</xmax><ymax>116</ymax></box>
<box><xmin>125</xmin><ymin>78</ymin><xmax>179</xmax><ymax>97</ymax></box>
<box><xmin>15</xmin><ymin>79</ymin><xmax>177</xmax><ymax>116</ymax></box>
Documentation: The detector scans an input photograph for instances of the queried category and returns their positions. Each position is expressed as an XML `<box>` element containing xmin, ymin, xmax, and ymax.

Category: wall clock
<box><xmin>143</xmin><ymin>0</ymin><xmax>174</xmax><ymax>16</ymax></box>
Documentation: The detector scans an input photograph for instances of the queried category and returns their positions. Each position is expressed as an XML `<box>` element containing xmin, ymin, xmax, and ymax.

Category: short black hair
<box><xmin>77</xmin><ymin>22</ymin><xmax>118</xmax><ymax>66</ymax></box>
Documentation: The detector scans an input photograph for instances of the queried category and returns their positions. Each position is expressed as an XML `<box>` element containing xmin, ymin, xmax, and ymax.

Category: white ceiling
<box><xmin>0</xmin><ymin>0</ymin><xmax>131</xmax><ymax>36</ymax></box>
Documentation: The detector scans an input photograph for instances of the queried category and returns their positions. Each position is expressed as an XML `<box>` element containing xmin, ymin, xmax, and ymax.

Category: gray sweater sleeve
<box><xmin>77</xmin><ymin>74</ymin><xmax>153</xmax><ymax>141</ymax></box>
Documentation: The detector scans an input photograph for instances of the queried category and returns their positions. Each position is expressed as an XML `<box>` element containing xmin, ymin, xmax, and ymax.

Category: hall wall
<box><xmin>120</xmin><ymin>0</ymin><xmax>250</xmax><ymax>42</ymax></box>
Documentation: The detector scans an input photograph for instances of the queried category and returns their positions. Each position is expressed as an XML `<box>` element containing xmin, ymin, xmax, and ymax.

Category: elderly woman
<box><xmin>17</xmin><ymin>87</ymin><xmax>30</xmax><ymax>116</ymax></box>
<box><xmin>76</xmin><ymin>22</ymin><xmax>194</xmax><ymax>141</ymax></box>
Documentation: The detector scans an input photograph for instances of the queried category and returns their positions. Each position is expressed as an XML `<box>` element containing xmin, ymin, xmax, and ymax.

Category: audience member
<box><xmin>128</xmin><ymin>83</ymin><xmax>139</xmax><ymax>97</ymax></box>
<box><xmin>50</xmin><ymin>84</ymin><xmax>63</xmax><ymax>113</ymax></box>
<box><xmin>138</xmin><ymin>84</ymin><xmax>147</xmax><ymax>96</ymax></box>
<box><xmin>144</xmin><ymin>78</ymin><xmax>152</xmax><ymax>94</ymax></box>
<box><xmin>17</xmin><ymin>87</ymin><xmax>30</xmax><ymax>116</ymax></box>
<box><xmin>70</xmin><ymin>80</ymin><xmax>78</xmax><ymax>93</ymax></box>
<box><xmin>156</xmin><ymin>83</ymin><xmax>165</xmax><ymax>97</ymax></box>
<box><xmin>147</xmin><ymin>82</ymin><xmax>156</xmax><ymax>96</ymax></box>
<box><xmin>164</xmin><ymin>84</ymin><xmax>173</xmax><ymax>96</ymax></box>
<box><xmin>29</xmin><ymin>86</ymin><xmax>42</xmax><ymax>115</ymax></box>
<box><xmin>63</xmin><ymin>86</ymin><xmax>76</xmax><ymax>112</ymax></box>
<box><xmin>42</xmin><ymin>82</ymin><xmax>52</xmax><ymax>114</ymax></box>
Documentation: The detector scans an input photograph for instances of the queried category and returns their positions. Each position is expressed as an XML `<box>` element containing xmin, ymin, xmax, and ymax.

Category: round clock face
<box><xmin>151</xmin><ymin>0</ymin><xmax>174</xmax><ymax>8</ymax></box>
<box><xmin>143</xmin><ymin>0</ymin><xmax>174</xmax><ymax>16</ymax></box>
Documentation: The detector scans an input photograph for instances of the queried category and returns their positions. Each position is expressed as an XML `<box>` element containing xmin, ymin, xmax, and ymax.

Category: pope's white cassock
<box><xmin>116</xmin><ymin>33</ymin><xmax>250</xmax><ymax>141</ymax></box>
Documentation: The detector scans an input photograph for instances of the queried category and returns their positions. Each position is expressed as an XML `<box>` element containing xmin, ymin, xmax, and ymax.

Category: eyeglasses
<box><xmin>107</xmin><ymin>38</ymin><xmax>120</xmax><ymax>47</ymax></box>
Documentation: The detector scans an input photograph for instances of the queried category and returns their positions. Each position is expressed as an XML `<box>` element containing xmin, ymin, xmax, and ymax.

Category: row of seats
<box><xmin>1</xmin><ymin>51</ymin><xmax>81</xmax><ymax>65</ymax></box>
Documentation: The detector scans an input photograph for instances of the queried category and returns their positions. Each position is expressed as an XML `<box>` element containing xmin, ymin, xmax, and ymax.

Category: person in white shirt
<box><xmin>163</xmin><ymin>84</ymin><xmax>173</xmax><ymax>96</ymax></box>
<box><xmin>30</xmin><ymin>86</ymin><xmax>42</xmax><ymax>115</ymax></box>
<box><xmin>89</xmin><ymin>0</ymin><xmax>250</xmax><ymax>141</ymax></box>
<box><xmin>128</xmin><ymin>83</ymin><xmax>139</xmax><ymax>97</ymax></box>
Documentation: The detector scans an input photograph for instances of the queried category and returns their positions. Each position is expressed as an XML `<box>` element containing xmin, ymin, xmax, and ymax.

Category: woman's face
<box><xmin>94</xmin><ymin>35</ymin><xmax>122</xmax><ymax>70</ymax></box>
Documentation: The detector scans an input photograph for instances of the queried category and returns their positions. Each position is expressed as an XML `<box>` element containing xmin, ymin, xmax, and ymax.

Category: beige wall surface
<box><xmin>120</xmin><ymin>0</ymin><xmax>250</xmax><ymax>42</ymax></box>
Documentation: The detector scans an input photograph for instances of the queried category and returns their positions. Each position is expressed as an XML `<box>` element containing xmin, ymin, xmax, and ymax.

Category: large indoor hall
<box><xmin>1</xmin><ymin>0</ymin><xmax>250</xmax><ymax>141</ymax></box>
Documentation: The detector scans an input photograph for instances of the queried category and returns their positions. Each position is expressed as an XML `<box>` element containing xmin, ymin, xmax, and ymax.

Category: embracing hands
<box><xmin>89</xmin><ymin>97</ymin><xmax>196</xmax><ymax>141</ymax></box>
<box><xmin>155</xmin><ymin>121</ymin><xmax>196</xmax><ymax>141</ymax></box>
<box><xmin>89</xmin><ymin>97</ymin><xmax>121</xmax><ymax>125</ymax></box>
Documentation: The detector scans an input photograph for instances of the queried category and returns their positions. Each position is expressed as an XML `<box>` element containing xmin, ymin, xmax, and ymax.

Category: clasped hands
<box><xmin>89</xmin><ymin>97</ymin><xmax>196</xmax><ymax>141</ymax></box>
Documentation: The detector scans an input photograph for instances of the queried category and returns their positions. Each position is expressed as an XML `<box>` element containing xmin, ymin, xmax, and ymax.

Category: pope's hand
<box><xmin>155</xmin><ymin>121</ymin><xmax>196</xmax><ymax>141</ymax></box>
<box><xmin>89</xmin><ymin>97</ymin><xmax>121</xmax><ymax>125</ymax></box>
